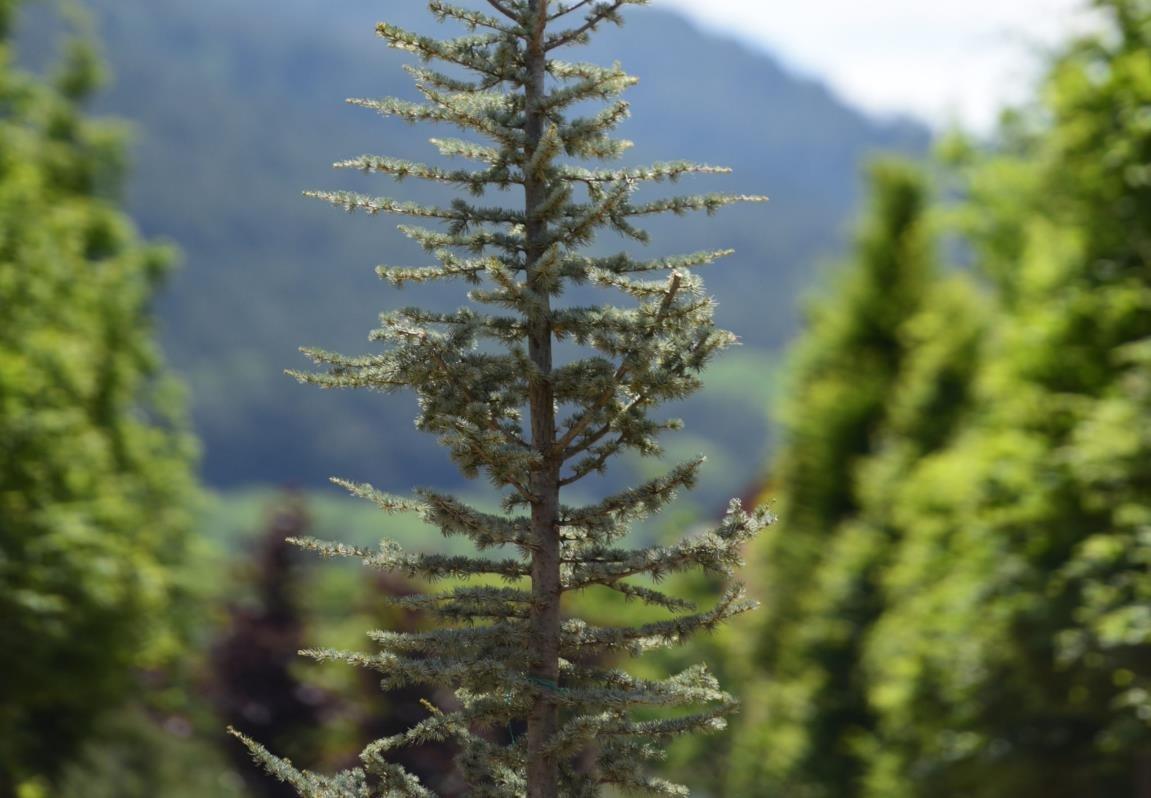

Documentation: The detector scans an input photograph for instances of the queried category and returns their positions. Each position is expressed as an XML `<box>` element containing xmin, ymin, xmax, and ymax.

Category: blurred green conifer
<box><xmin>728</xmin><ymin>159</ymin><xmax>986</xmax><ymax>798</ymax></box>
<box><xmin>728</xmin><ymin>1</ymin><xmax>1151</xmax><ymax>795</ymax></box>
<box><xmin>0</xmin><ymin>4</ymin><xmax>197</xmax><ymax>793</ymax></box>
<box><xmin>859</xmin><ymin>2</ymin><xmax>1151</xmax><ymax>793</ymax></box>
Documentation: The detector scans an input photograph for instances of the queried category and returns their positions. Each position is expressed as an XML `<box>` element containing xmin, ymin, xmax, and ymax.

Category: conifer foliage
<box><xmin>725</xmin><ymin>2</ymin><xmax>1151</xmax><ymax>794</ymax></box>
<box><xmin>0</xmin><ymin>3</ymin><xmax>197</xmax><ymax>793</ymax></box>
<box><xmin>230</xmin><ymin>2</ymin><xmax>771</xmax><ymax>796</ymax></box>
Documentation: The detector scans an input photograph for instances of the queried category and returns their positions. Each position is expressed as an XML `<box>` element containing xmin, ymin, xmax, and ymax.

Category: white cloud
<box><xmin>656</xmin><ymin>0</ymin><xmax>1095</xmax><ymax>130</ymax></box>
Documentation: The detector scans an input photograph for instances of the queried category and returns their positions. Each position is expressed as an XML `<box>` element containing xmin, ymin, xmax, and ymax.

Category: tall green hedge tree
<box><xmin>230</xmin><ymin>2</ymin><xmax>771</xmax><ymax>797</ymax></box>
<box><xmin>726</xmin><ymin>160</ymin><xmax>986</xmax><ymax>798</ymax></box>
<box><xmin>715</xmin><ymin>3</ymin><xmax>1151</xmax><ymax>796</ymax></box>
<box><xmin>0</xmin><ymin>3</ymin><xmax>198</xmax><ymax>795</ymax></box>
<box><xmin>860</xmin><ymin>2</ymin><xmax>1151</xmax><ymax>793</ymax></box>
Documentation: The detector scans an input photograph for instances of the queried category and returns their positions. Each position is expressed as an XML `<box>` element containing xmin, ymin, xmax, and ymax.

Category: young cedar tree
<box><xmin>230</xmin><ymin>2</ymin><xmax>773</xmax><ymax>796</ymax></box>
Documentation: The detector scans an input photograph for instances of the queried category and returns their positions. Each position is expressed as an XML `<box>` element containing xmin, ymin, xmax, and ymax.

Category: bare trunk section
<box><xmin>523</xmin><ymin>2</ymin><xmax>561</xmax><ymax>797</ymax></box>
<box><xmin>1137</xmin><ymin>751</ymin><xmax>1151</xmax><ymax>798</ymax></box>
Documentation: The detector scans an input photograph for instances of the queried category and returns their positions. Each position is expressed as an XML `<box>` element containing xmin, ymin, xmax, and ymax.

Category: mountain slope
<box><xmin>21</xmin><ymin>0</ymin><xmax>928</xmax><ymax>493</ymax></box>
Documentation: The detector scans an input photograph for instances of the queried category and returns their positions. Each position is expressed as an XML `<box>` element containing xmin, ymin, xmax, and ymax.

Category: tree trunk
<box><xmin>523</xmin><ymin>3</ymin><xmax>561</xmax><ymax>797</ymax></box>
<box><xmin>1136</xmin><ymin>750</ymin><xmax>1151</xmax><ymax>798</ymax></box>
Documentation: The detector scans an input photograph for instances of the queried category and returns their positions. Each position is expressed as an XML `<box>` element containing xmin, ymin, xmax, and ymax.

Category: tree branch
<box><xmin>547</xmin><ymin>0</ymin><xmax>595</xmax><ymax>21</ymax></box>
<box><xmin>420</xmin><ymin>334</ymin><xmax>532</xmax><ymax>453</ymax></box>
<box><xmin>544</xmin><ymin>1</ymin><xmax>629</xmax><ymax>51</ymax></box>
<box><xmin>559</xmin><ymin>433</ymin><xmax>624</xmax><ymax>486</ymax></box>
<box><xmin>486</xmin><ymin>0</ymin><xmax>521</xmax><ymax>22</ymax></box>
<box><xmin>553</xmin><ymin>272</ymin><xmax>682</xmax><ymax>457</ymax></box>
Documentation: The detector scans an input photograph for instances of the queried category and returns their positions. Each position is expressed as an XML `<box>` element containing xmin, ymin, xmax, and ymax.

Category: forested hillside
<box><xmin>20</xmin><ymin>0</ymin><xmax>927</xmax><ymax>493</ymax></box>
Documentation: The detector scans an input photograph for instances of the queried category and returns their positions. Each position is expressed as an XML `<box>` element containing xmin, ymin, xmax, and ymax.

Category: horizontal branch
<box><xmin>589</xmin><ymin>581</ymin><xmax>697</xmax><ymax>612</ymax></box>
<box><xmin>561</xmin><ymin>459</ymin><xmax>703</xmax><ymax>535</ymax></box>
<box><xmin>289</xmin><ymin>536</ymin><xmax>531</xmax><ymax>581</ymax></box>
<box><xmin>333</xmin><ymin>478</ymin><xmax>534</xmax><ymax>549</ymax></box>
<box><xmin>335</xmin><ymin>155</ymin><xmax>519</xmax><ymax>194</ymax></box>
<box><xmin>383</xmin><ymin>586</ymin><xmax>534</xmax><ymax>621</ymax></box>
<box><xmin>545</xmin><ymin>705</ymin><xmax>731</xmax><ymax>759</ymax></box>
<box><xmin>348</xmin><ymin>96</ymin><xmax>525</xmax><ymax>150</ymax></box>
<box><xmin>304</xmin><ymin>646</ymin><xmax>532</xmax><ymax>694</ymax></box>
<box><xmin>563</xmin><ymin>249</ymin><xmax>734</xmax><ymax>281</ymax></box>
<box><xmin>305</xmin><ymin>190</ymin><xmax>524</xmax><ymax>225</ymax></box>
<box><xmin>398</xmin><ymin>223</ymin><xmax>525</xmax><ymax>254</ymax></box>
<box><xmin>564</xmin><ymin>500</ymin><xmax>773</xmax><ymax>586</ymax></box>
<box><xmin>559</xmin><ymin>162</ymin><xmax>730</xmax><ymax>185</ymax></box>
<box><xmin>559</xmin><ymin>588</ymin><xmax>754</xmax><ymax>656</ymax></box>
<box><xmin>619</xmin><ymin>192</ymin><xmax>770</xmax><ymax>219</ymax></box>
<box><xmin>368</xmin><ymin>621</ymin><xmax>529</xmax><ymax>663</ymax></box>
<box><xmin>376</xmin><ymin>23</ymin><xmax>516</xmax><ymax>81</ymax></box>
<box><xmin>376</xmin><ymin>258</ymin><xmax>495</xmax><ymax>288</ymax></box>
<box><xmin>428</xmin><ymin>0</ymin><xmax>515</xmax><ymax>33</ymax></box>
<box><xmin>430</xmin><ymin>136</ymin><xmax>514</xmax><ymax>165</ymax></box>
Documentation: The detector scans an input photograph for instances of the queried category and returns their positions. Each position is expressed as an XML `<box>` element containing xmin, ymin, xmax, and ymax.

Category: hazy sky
<box><xmin>658</xmin><ymin>0</ymin><xmax>1092</xmax><ymax>131</ymax></box>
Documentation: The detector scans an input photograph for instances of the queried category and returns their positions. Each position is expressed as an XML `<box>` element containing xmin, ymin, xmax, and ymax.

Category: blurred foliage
<box><xmin>721</xmin><ymin>1</ymin><xmax>1151</xmax><ymax>795</ymax></box>
<box><xmin>860</xmin><ymin>2</ymin><xmax>1151</xmax><ymax>793</ymax></box>
<box><xmin>725</xmin><ymin>159</ymin><xmax>985</xmax><ymax>798</ymax></box>
<box><xmin>51</xmin><ymin>706</ymin><xmax>247</xmax><ymax>798</ymax></box>
<box><xmin>0</xmin><ymin>6</ymin><xmax>198</xmax><ymax>794</ymax></box>
<box><xmin>210</xmin><ymin>496</ymin><xmax>327</xmax><ymax>798</ymax></box>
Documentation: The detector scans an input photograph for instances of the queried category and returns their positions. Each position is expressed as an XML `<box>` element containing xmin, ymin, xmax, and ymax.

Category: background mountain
<box><xmin>20</xmin><ymin>0</ymin><xmax>929</xmax><ymax>501</ymax></box>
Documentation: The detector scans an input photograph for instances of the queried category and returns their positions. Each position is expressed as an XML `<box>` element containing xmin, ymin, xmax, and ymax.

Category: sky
<box><xmin>657</xmin><ymin>0</ymin><xmax>1094</xmax><ymax>131</ymax></box>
